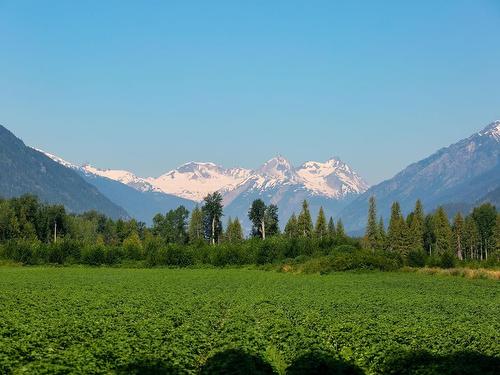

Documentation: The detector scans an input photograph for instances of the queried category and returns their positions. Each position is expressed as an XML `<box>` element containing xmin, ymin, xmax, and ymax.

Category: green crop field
<box><xmin>0</xmin><ymin>267</ymin><xmax>499</xmax><ymax>374</ymax></box>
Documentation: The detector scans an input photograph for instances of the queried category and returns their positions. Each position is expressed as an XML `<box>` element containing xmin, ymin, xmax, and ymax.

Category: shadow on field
<box><xmin>199</xmin><ymin>349</ymin><xmax>361</xmax><ymax>375</ymax></box>
<box><xmin>114</xmin><ymin>349</ymin><xmax>500</xmax><ymax>375</ymax></box>
<box><xmin>115</xmin><ymin>359</ymin><xmax>184</xmax><ymax>375</ymax></box>
<box><xmin>286</xmin><ymin>350</ymin><xmax>363</xmax><ymax>374</ymax></box>
<box><xmin>380</xmin><ymin>350</ymin><xmax>500</xmax><ymax>375</ymax></box>
<box><xmin>200</xmin><ymin>349</ymin><xmax>275</xmax><ymax>374</ymax></box>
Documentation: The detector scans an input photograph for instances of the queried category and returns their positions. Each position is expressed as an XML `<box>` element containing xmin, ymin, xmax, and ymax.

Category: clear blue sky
<box><xmin>1</xmin><ymin>1</ymin><xmax>499</xmax><ymax>184</ymax></box>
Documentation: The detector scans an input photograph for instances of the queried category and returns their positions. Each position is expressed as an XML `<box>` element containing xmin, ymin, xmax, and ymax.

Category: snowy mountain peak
<box><xmin>257</xmin><ymin>156</ymin><xmax>297</xmax><ymax>180</ymax></box>
<box><xmin>297</xmin><ymin>158</ymin><xmax>369</xmax><ymax>198</ymax></box>
<box><xmin>176</xmin><ymin>161</ymin><xmax>219</xmax><ymax>174</ymax></box>
<box><xmin>150</xmin><ymin>162</ymin><xmax>252</xmax><ymax>202</ymax></box>
<box><xmin>40</xmin><ymin>149</ymin><xmax>369</xmax><ymax>204</ymax></box>
<box><xmin>479</xmin><ymin>120</ymin><xmax>500</xmax><ymax>141</ymax></box>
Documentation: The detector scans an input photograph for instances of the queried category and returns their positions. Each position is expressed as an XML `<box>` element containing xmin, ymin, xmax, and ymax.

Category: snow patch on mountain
<box><xmin>148</xmin><ymin>162</ymin><xmax>252</xmax><ymax>202</ymax></box>
<box><xmin>81</xmin><ymin>165</ymin><xmax>156</xmax><ymax>192</ymax></box>
<box><xmin>34</xmin><ymin>149</ymin><xmax>78</xmax><ymax>170</ymax></box>
<box><xmin>479</xmin><ymin>120</ymin><xmax>500</xmax><ymax>141</ymax></box>
<box><xmin>297</xmin><ymin>158</ymin><xmax>369</xmax><ymax>198</ymax></box>
<box><xmin>38</xmin><ymin>149</ymin><xmax>369</xmax><ymax>204</ymax></box>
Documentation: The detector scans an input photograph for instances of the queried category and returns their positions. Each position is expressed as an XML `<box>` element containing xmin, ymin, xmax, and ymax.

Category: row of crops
<box><xmin>0</xmin><ymin>267</ymin><xmax>499</xmax><ymax>374</ymax></box>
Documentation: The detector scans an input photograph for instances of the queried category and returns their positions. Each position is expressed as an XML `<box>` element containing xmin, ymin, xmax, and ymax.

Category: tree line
<box><xmin>363</xmin><ymin>197</ymin><xmax>499</xmax><ymax>263</ymax></box>
<box><xmin>0</xmin><ymin>192</ymin><xmax>498</xmax><ymax>268</ymax></box>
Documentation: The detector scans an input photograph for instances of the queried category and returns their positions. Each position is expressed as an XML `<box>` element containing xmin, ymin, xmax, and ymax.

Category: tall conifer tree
<box><xmin>297</xmin><ymin>200</ymin><xmax>313</xmax><ymax>238</ymax></box>
<box><xmin>285</xmin><ymin>213</ymin><xmax>298</xmax><ymax>239</ymax></box>
<box><xmin>387</xmin><ymin>202</ymin><xmax>403</xmax><ymax>253</ymax></box>
<box><xmin>314</xmin><ymin>207</ymin><xmax>327</xmax><ymax>239</ymax></box>
<box><xmin>328</xmin><ymin>217</ymin><xmax>336</xmax><ymax>238</ymax></box>
<box><xmin>410</xmin><ymin>200</ymin><xmax>425</xmax><ymax>251</ymax></box>
<box><xmin>433</xmin><ymin>207</ymin><xmax>452</xmax><ymax>255</ymax></box>
<box><xmin>364</xmin><ymin>196</ymin><xmax>378</xmax><ymax>251</ymax></box>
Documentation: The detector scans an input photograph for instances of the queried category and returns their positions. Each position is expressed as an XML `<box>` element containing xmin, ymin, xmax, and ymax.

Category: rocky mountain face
<box><xmin>0</xmin><ymin>125</ymin><xmax>128</xmax><ymax>219</ymax></box>
<box><xmin>340</xmin><ymin>121</ymin><xmax>500</xmax><ymax>234</ymax></box>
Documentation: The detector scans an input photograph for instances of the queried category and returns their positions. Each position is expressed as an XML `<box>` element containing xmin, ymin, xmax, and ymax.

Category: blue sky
<box><xmin>1</xmin><ymin>1</ymin><xmax>499</xmax><ymax>184</ymax></box>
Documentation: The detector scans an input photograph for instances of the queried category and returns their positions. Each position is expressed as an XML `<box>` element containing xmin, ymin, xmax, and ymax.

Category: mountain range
<box><xmin>40</xmin><ymin>151</ymin><xmax>369</xmax><ymax>227</ymax></box>
<box><xmin>1</xmin><ymin>120</ymin><xmax>498</xmax><ymax>232</ymax></box>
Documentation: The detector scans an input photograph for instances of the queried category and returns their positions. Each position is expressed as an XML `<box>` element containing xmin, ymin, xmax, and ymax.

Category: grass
<box><xmin>401</xmin><ymin>266</ymin><xmax>500</xmax><ymax>280</ymax></box>
<box><xmin>0</xmin><ymin>267</ymin><xmax>499</xmax><ymax>374</ymax></box>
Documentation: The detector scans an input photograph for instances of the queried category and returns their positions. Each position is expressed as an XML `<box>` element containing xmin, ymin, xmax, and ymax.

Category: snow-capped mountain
<box><xmin>222</xmin><ymin>156</ymin><xmax>368</xmax><ymax>204</ymax></box>
<box><xmin>147</xmin><ymin>162</ymin><xmax>252</xmax><ymax>202</ymax></box>
<box><xmin>297</xmin><ymin>158</ymin><xmax>369</xmax><ymax>198</ymax></box>
<box><xmin>81</xmin><ymin>164</ymin><xmax>155</xmax><ymax>193</ymax></box>
<box><xmin>222</xmin><ymin>156</ymin><xmax>368</xmax><ymax>229</ymax></box>
<box><xmin>40</xmin><ymin>148</ymin><xmax>369</xmax><ymax>227</ymax></box>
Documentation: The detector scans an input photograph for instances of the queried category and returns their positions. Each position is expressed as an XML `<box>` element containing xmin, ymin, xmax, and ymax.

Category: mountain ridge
<box><xmin>340</xmin><ymin>120</ymin><xmax>500</xmax><ymax>233</ymax></box>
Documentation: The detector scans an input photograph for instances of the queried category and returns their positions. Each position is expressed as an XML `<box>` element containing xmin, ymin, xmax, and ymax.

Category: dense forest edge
<box><xmin>0</xmin><ymin>192</ymin><xmax>499</xmax><ymax>275</ymax></box>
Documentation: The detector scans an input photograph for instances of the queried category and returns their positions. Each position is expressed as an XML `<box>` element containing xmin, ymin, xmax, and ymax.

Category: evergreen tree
<box><xmin>387</xmin><ymin>202</ymin><xmax>403</xmax><ymax>253</ymax></box>
<box><xmin>364</xmin><ymin>196</ymin><xmax>378</xmax><ymax>251</ymax></box>
<box><xmin>423</xmin><ymin>214</ymin><xmax>436</xmax><ymax>255</ymax></box>
<box><xmin>336</xmin><ymin>219</ymin><xmax>346</xmax><ymax>241</ymax></box>
<box><xmin>328</xmin><ymin>217</ymin><xmax>336</xmax><ymax>238</ymax></box>
<box><xmin>378</xmin><ymin>217</ymin><xmax>386</xmax><ymax>249</ymax></box>
<box><xmin>314</xmin><ymin>207</ymin><xmax>327</xmax><ymax>239</ymax></box>
<box><xmin>400</xmin><ymin>217</ymin><xmax>412</xmax><ymax>256</ymax></box>
<box><xmin>264</xmin><ymin>204</ymin><xmax>280</xmax><ymax>237</ymax></box>
<box><xmin>284</xmin><ymin>213</ymin><xmax>298</xmax><ymax>238</ymax></box>
<box><xmin>225</xmin><ymin>217</ymin><xmax>244</xmax><ymax>243</ymax></box>
<box><xmin>188</xmin><ymin>206</ymin><xmax>204</xmax><ymax>243</ymax></box>
<box><xmin>297</xmin><ymin>200</ymin><xmax>313</xmax><ymax>238</ymax></box>
<box><xmin>452</xmin><ymin>213</ymin><xmax>465</xmax><ymax>260</ymax></box>
<box><xmin>409</xmin><ymin>200</ymin><xmax>425</xmax><ymax>251</ymax></box>
<box><xmin>464</xmin><ymin>215</ymin><xmax>480</xmax><ymax>260</ymax></box>
<box><xmin>231</xmin><ymin>217</ymin><xmax>244</xmax><ymax>242</ymax></box>
<box><xmin>433</xmin><ymin>207</ymin><xmax>452</xmax><ymax>255</ymax></box>
<box><xmin>202</xmin><ymin>192</ymin><xmax>223</xmax><ymax>245</ymax></box>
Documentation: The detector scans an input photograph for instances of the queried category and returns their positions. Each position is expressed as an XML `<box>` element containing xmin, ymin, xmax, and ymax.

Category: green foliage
<box><xmin>123</xmin><ymin>232</ymin><xmax>143</xmax><ymax>260</ymax></box>
<box><xmin>406</xmin><ymin>249</ymin><xmax>426</xmax><ymax>268</ymax></box>
<box><xmin>202</xmin><ymin>192</ymin><xmax>223</xmax><ymax>244</ymax></box>
<box><xmin>314</xmin><ymin>206</ymin><xmax>327</xmax><ymax>239</ymax></box>
<box><xmin>364</xmin><ymin>196</ymin><xmax>378</xmax><ymax>250</ymax></box>
<box><xmin>188</xmin><ymin>205</ymin><xmax>204</xmax><ymax>243</ymax></box>
<box><xmin>297</xmin><ymin>200</ymin><xmax>313</xmax><ymax>238</ymax></box>
<box><xmin>284</xmin><ymin>213</ymin><xmax>299</xmax><ymax>239</ymax></box>
<box><xmin>152</xmin><ymin>206</ymin><xmax>189</xmax><ymax>244</ymax></box>
<box><xmin>433</xmin><ymin>207</ymin><xmax>452</xmax><ymax>255</ymax></box>
<box><xmin>2</xmin><ymin>267</ymin><xmax>498</xmax><ymax>374</ymax></box>
<box><xmin>224</xmin><ymin>217</ymin><xmax>244</xmax><ymax>243</ymax></box>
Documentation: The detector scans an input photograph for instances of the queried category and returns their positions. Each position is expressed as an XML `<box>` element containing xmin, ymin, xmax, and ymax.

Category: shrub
<box><xmin>164</xmin><ymin>244</ymin><xmax>194</xmax><ymax>267</ymax></box>
<box><xmin>406</xmin><ymin>249</ymin><xmax>426</xmax><ymax>267</ymax></box>
<box><xmin>123</xmin><ymin>232</ymin><xmax>143</xmax><ymax>260</ymax></box>
<box><xmin>82</xmin><ymin>243</ymin><xmax>106</xmax><ymax>266</ymax></box>
<box><xmin>333</xmin><ymin>244</ymin><xmax>357</xmax><ymax>253</ymax></box>
<box><xmin>439</xmin><ymin>252</ymin><xmax>456</xmax><ymax>269</ymax></box>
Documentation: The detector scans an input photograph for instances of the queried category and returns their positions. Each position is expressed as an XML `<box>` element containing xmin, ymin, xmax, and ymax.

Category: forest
<box><xmin>0</xmin><ymin>192</ymin><xmax>499</xmax><ymax>270</ymax></box>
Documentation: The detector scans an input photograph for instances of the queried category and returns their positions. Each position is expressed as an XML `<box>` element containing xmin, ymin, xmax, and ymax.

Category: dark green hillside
<box><xmin>0</xmin><ymin>125</ymin><xmax>128</xmax><ymax>219</ymax></box>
